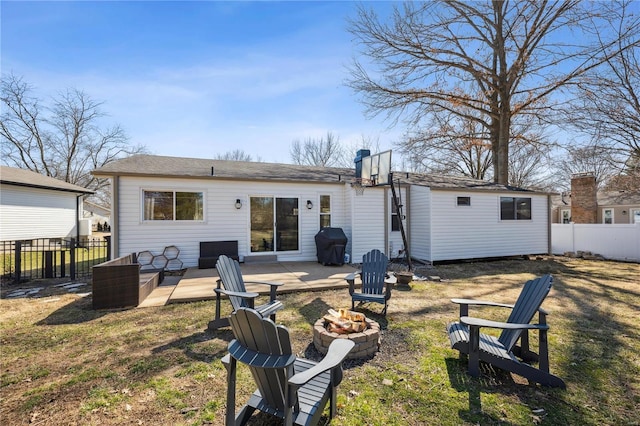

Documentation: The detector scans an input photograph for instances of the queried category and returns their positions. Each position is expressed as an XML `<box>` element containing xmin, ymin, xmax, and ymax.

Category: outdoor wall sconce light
<box><xmin>306</xmin><ymin>200</ymin><xmax>313</xmax><ymax>209</ymax></box>
<box><xmin>235</xmin><ymin>199</ymin><xmax>242</xmax><ymax>209</ymax></box>
<box><xmin>622</xmin><ymin>210</ymin><xmax>627</xmax><ymax>215</ymax></box>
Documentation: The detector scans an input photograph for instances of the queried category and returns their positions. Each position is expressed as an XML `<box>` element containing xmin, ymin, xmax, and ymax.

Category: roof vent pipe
<box><xmin>211</xmin><ymin>166</ymin><xmax>214</xmax><ymax>176</ymax></box>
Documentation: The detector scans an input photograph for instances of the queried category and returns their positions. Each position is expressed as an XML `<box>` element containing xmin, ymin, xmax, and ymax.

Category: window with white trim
<box><xmin>603</xmin><ymin>208</ymin><xmax>613</xmax><ymax>224</ymax></box>
<box><xmin>561</xmin><ymin>209</ymin><xmax>571</xmax><ymax>224</ymax></box>
<box><xmin>632</xmin><ymin>209</ymin><xmax>640</xmax><ymax>224</ymax></box>
<box><xmin>320</xmin><ymin>195</ymin><xmax>331</xmax><ymax>228</ymax></box>
<box><xmin>500</xmin><ymin>197</ymin><xmax>532</xmax><ymax>220</ymax></box>
<box><xmin>143</xmin><ymin>190</ymin><xmax>203</xmax><ymax>221</ymax></box>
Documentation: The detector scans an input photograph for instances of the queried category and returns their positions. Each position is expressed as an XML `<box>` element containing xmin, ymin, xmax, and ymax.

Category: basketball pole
<box><xmin>390</xmin><ymin>173</ymin><xmax>412</xmax><ymax>271</ymax></box>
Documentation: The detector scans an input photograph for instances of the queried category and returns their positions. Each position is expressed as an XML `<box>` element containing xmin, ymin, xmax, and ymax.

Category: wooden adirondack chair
<box><xmin>208</xmin><ymin>255</ymin><xmax>284</xmax><ymax>330</ymax></box>
<box><xmin>446</xmin><ymin>274</ymin><xmax>565</xmax><ymax>388</ymax></box>
<box><xmin>345</xmin><ymin>249</ymin><xmax>396</xmax><ymax>315</ymax></box>
<box><xmin>222</xmin><ymin>307</ymin><xmax>355</xmax><ymax>426</ymax></box>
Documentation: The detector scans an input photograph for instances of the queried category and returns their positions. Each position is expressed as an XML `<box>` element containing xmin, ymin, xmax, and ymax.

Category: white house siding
<box><xmin>115</xmin><ymin>176</ymin><xmax>349</xmax><ymax>266</ymax></box>
<box><xmin>409</xmin><ymin>185</ymin><xmax>432</xmax><ymax>261</ymax></box>
<box><xmin>0</xmin><ymin>185</ymin><xmax>80</xmax><ymax>241</ymax></box>
<box><xmin>429</xmin><ymin>190</ymin><xmax>548</xmax><ymax>262</ymax></box>
<box><xmin>387</xmin><ymin>186</ymin><xmax>408</xmax><ymax>259</ymax></box>
<box><xmin>350</xmin><ymin>187</ymin><xmax>386</xmax><ymax>261</ymax></box>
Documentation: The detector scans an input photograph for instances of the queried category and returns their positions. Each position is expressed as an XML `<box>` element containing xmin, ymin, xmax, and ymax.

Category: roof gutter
<box><xmin>91</xmin><ymin>172</ymin><xmax>348</xmax><ymax>186</ymax></box>
<box><xmin>1</xmin><ymin>180</ymin><xmax>93</xmax><ymax>195</ymax></box>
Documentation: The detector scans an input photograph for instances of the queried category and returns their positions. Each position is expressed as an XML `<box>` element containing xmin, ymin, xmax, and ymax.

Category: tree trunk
<box><xmin>496</xmin><ymin>107</ymin><xmax>511</xmax><ymax>185</ymax></box>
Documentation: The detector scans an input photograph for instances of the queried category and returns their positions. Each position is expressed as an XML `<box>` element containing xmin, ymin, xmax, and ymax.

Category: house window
<box><xmin>632</xmin><ymin>209</ymin><xmax>640</xmax><ymax>224</ymax></box>
<box><xmin>561</xmin><ymin>209</ymin><xmax>571</xmax><ymax>224</ymax></box>
<box><xmin>320</xmin><ymin>195</ymin><xmax>331</xmax><ymax>228</ymax></box>
<box><xmin>603</xmin><ymin>208</ymin><xmax>614</xmax><ymax>224</ymax></box>
<box><xmin>143</xmin><ymin>190</ymin><xmax>203</xmax><ymax>221</ymax></box>
<box><xmin>457</xmin><ymin>196</ymin><xmax>471</xmax><ymax>206</ymax></box>
<box><xmin>500</xmin><ymin>197</ymin><xmax>532</xmax><ymax>220</ymax></box>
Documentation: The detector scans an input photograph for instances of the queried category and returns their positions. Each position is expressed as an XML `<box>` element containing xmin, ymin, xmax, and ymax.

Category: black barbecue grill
<box><xmin>314</xmin><ymin>227</ymin><xmax>348</xmax><ymax>266</ymax></box>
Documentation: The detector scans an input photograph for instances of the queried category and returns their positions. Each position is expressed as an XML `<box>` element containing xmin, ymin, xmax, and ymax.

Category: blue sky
<box><xmin>2</xmin><ymin>1</ymin><xmax>400</xmax><ymax>163</ymax></box>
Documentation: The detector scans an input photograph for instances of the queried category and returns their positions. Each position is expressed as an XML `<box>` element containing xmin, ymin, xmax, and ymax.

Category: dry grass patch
<box><xmin>1</xmin><ymin>256</ymin><xmax>638</xmax><ymax>425</ymax></box>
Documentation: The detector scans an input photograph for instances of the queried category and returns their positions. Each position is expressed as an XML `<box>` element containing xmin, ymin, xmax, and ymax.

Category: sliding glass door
<box><xmin>250</xmin><ymin>197</ymin><xmax>298</xmax><ymax>252</ymax></box>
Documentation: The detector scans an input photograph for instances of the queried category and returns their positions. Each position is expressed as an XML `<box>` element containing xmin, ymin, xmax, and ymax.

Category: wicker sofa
<box><xmin>92</xmin><ymin>253</ymin><xmax>161</xmax><ymax>309</ymax></box>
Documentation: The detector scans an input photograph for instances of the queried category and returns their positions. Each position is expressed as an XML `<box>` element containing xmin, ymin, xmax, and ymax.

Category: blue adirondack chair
<box><xmin>209</xmin><ymin>255</ymin><xmax>284</xmax><ymax>330</ymax></box>
<box><xmin>222</xmin><ymin>308</ymin><xmax>355</xmax><ymax>425</ymax></box>
<box><xmin>446</xmin><ymin>274</ymin><xmax>565</xmax><ymax>388</ymax></box>
<box><xmin>345</xmin><ymin>249</ymin><xmax>396</xmax><ymax>315</ymax></box>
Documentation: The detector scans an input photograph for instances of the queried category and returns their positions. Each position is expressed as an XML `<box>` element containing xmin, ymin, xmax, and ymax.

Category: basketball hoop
<box><xmin>351</xmin><ymin>178</ymin><xmax>372</xmax><ymax>196</ymax></box>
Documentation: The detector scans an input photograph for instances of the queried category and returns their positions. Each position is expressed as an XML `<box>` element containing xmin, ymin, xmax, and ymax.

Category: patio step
<box><xmin>243</xmin><ymin>255</ymin><xmax>278</xmax><ymax>264</ymax></box>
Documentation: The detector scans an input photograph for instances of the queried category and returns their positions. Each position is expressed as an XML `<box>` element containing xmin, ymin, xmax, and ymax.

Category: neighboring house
<box><xmin>551</xmin><ymin>175</ymin><xmax>640</xmax><ymax>224</ymax></box>
<box><xmin>92</xmin><ymin>154</ymin><xmax>550</xmax><ymax>266</ymax></box>
<box><xmin>83</xmin><ymin>201</ymin><xmax>111</xmax><ymax>231</ymax></box>
<box><xmin>0</xmin><ymin>166</ymin><xmax>94</xmax><ymax>241</ymax></box>
<box><xmin>550</xmin><ymin>174</ymin><xmax>640</xmax><ymax>262</ymax></box>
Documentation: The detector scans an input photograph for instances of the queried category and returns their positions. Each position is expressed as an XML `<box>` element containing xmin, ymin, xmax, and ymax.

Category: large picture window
<box><xmin>500</xmin><ymin>197</ymin><xmax>532</xmax><ymax>220</ymax></box>
<box><xmin>143</xmin><ymin>190</ymin><xmax>203</xmax><ymax>221</ymax></box>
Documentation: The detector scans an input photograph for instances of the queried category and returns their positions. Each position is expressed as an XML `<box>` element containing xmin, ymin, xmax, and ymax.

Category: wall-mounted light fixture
<box><xmin>235</xmin><ymin>199</ymin><xmax>242</xmax><ymax>209</ymax></box>
<box><xmin>306</xmin><ymin>200</ymin><xmax>313</xmax><ymax>209</ymax></box>
<box><xmin>622</xmin><ymin>210</ymin><xmax>627</xmax><ymax>215</ymax></box>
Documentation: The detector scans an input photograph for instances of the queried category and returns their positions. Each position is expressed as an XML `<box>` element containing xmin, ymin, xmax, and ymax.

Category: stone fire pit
<box><xmin>313</xmin><ymin>310</ymin><xmax>381</xmax><ymax>359</ymax></box>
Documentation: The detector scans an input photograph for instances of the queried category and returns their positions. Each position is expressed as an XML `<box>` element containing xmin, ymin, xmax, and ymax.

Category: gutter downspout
<box><xmin>76</xmin><ymin>194</ymin><xmax>83</xmax><ymax>243</ymax></box>
<box><xmin>112</xmin><ymin>176</ymin><xmax>119</xmax><ymax>259</ymax></box>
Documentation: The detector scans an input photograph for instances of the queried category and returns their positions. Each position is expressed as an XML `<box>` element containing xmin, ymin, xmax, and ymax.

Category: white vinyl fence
<box><xmin>551</xmin><ymin>223</ymin><xmax>640</xmax><ymax>262</ymax></box>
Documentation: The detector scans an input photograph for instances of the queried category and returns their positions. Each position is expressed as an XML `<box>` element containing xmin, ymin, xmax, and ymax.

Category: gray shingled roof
<box><xmin>0</xmin><ymin>166</ymin><xmax>93</xmax><ymax>194</ymax></box>
<box><xmin>93</xmin><ymin>154</ymin><xmax>353</xmax><ymax>184</ymax></box>
<box><xmin>401</xmin><ymin>171</ymin><xmax>534</xmax><ymax>192</ymax></box>
<box><xmin>92</xmin><ymin>154</ymin><xmax>535</xmax><ymax>192</ymax></box>
<box><xmin>551</xmin><ymin>190</ymin><xmax>640</xmax><ymax>208</ymax></box>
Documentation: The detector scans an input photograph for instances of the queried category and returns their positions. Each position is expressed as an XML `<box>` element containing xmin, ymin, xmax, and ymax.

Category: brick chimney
<box><xmin>570</xmin><ymin>173</ymin><xmax>597</xmax><ymax>223</ymax></box>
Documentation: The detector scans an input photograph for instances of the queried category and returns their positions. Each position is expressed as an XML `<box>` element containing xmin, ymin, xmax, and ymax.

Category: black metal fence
<box><xmin>1</xmin><ymin>237</ymin><xmax>111</xmax><ymax>284</ymax></box>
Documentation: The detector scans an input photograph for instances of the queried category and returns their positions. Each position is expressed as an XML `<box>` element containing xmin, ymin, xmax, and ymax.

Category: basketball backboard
<box><xmin>360</xmin><ymin>150</ymin><xmax>392</xmax><ymax>186</ymax></box>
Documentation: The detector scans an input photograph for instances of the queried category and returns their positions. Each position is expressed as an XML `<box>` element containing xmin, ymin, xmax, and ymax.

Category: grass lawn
<box><xmin>1</xmin><ymin>256</ymin><xmax>638</xmax><ymax>425</ymax></box>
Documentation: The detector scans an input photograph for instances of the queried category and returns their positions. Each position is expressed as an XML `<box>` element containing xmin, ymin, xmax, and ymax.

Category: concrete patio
<box><xmin>139</xmin><ymin>261</ymin><xmax>358</xmax><ymax>307</ymax></box>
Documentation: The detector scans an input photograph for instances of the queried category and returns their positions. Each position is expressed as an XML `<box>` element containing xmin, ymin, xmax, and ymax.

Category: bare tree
<box><xmin>1</xmin><ymin>74</ymin><xmax>145</xmax><ymax>201</ymax></box>
<box><xmin>335</xmin><ymin>133</ymin><xmax>387</xmax><ymax>168</ymax></box>
<box><xmin>553</xmin><ymin>143</ymin><xmax>618</xmax><ymax>190</ymax></box>
<box><xmin>398</xmin><ymin>107</ymin><xmax>493</xmax><ymax>180</ymax></box>
<box><xmin>604</xmin><ymin>151</ymin><xmax>640</xmax><ymax>191</ymax></box>
<box><xmin>215</xmin><ymin>149</ymin><xmax>261</xmax><ymax>162</ymax></box>
<box><xmin>398</xmin><ymin>103</ymin><xmax>555</xmax><ymax>188</ymax></box>
<box><xmin>565</xmin><ymin>0</ymin><xmax>640</xmax><ymax>173</ymax></box>
<box><xmin>508</xmin><ymin>139</ymin><xmax>555</xmax><ymax>190</ymax></box>
<box><xmin>347</xmin><ymin>1</ymin><xmax>635</xmax><ymax>185</ymax></box>
<box><xmin>290</xmin><ymin>131</ymin><xmax>343</xmax><ymax>166</ymax></box>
